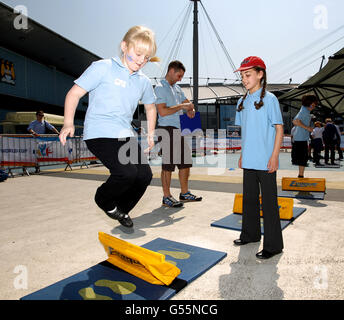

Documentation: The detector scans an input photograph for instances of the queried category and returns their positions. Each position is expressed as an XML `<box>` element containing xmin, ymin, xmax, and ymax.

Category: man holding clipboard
<box><xmin>154</xmin><ymin>60</ymin><xmax>202</xmax><ymax>207</ymax></box>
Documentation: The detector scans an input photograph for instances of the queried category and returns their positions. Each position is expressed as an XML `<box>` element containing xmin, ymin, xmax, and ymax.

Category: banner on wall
<box><xmin>0</xmin><ymin>58</ymin><xmax>16</xmax><ymax>85</ymax></box>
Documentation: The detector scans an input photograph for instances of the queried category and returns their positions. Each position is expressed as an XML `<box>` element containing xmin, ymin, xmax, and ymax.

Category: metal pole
<box><xmin>191</xmin><ymin>0</ymin><xmax>199</xmax><ymax>110</ymax></box>
<box><xmin>319</xmin><ymin>55</ymin><xmax>325</xmax><ymax>71</ymax></box>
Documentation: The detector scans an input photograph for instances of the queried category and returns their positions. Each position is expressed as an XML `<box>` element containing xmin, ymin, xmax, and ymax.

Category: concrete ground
<box><xmin>1</xmin><ymin>152</ymin><xmax>344</xmax><ymax>300</ymax></box>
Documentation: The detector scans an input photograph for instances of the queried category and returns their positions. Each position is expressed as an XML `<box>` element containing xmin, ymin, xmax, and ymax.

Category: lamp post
<box><xmin>190</xmin><ymin>0</ymin><xmax>200</xmax><ymax>111</ymax></box>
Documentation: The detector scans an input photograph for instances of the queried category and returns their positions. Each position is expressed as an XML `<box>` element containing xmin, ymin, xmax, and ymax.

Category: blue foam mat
<box><xmin>21</xmin><ymin>238</ymin><xmax>227</xmax><ymax>300</ymax></box>
<box><xmin>211</xmin><ymin>207</ymin><xmax>307</xmax><ymax>233</ymax></box>
<box><xmin>279</xmin><ymin>190</ymin><xmax>325</xmax><ymax>200</ymax></box>
<box><xmin>142</xmin><ymin>238</ymin><xmax>227</xmax><ymax>283</ymax></box>
<box><xmin>21</xmin><ymin>263</ymin><xmax>176</xmax><ymax>301</ymax></box>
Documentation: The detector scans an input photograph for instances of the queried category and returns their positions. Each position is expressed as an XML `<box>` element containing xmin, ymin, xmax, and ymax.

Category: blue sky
<box><xmin>3</xmin><ymin>0</ymin><xmax>344</xmax><ymax>84</ymax></box>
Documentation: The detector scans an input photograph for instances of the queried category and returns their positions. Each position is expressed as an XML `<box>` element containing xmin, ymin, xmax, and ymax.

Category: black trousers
<box><xmin>85</xmin><ymin>138</ymin><xmax>152</xmax><ymax>214</ymax></box>
<box><xmin>324</xmin><ymin>140</ymin><xmax>336</xmax><ymax>164</ymax></box>
<box><xmin>335</xmin><ymin>140</ymin><xmax>343</xmax><ymax>159</ymax></box>
<box><xmin>312</xmin><ymin>138</ymin><xmax>323</xmax><ymax>165</ymax></box>
<box><xmin>240</xmin><ymin>169</ymin><xmax>284</xmax><ymax>253</ymax></box>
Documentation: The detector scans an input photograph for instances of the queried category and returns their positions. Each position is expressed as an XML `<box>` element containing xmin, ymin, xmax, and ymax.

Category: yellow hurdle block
<box><xmin>98</xmin><ymin>232</ymin><xmax>180</xmax><ymax>286</ymax></box>
<box><xmin>233</xmin><ymin>193</ymin><xmax>294</xmax><ymax>220</ymax></box>
<box><xmin>282</xmin><ymin>177</ymin><xmax>326</xmax><ymax>192</ymax></box>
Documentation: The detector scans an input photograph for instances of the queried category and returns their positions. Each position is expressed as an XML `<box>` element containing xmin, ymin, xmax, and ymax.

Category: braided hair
<box><xmin>237</xmin><ymin>67</ymin><xmax>267</xmax><ymax>112</ymax></box>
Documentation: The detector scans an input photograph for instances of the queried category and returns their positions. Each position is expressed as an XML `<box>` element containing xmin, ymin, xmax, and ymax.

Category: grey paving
<box><xmin>1</xmin><ymin>152</ymin><xmax>343</xmax><ymax>300</ymax></box>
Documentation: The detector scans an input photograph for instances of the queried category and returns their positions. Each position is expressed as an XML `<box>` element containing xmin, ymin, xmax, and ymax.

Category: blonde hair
<box><xmin>121</xmin><ymin>26</ymin><xmax>157</xmax><ymax>59</ymax></box>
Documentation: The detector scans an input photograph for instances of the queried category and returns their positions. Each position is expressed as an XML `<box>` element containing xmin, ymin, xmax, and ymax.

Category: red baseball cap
<box><xmin>234</xmin><ymin>56</ymin><xmax>266</xmax><ymax>72</ymax></box>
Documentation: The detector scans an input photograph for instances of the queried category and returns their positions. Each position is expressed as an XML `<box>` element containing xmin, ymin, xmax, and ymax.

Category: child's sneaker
<box><xmin>179</xmin><ymin>191</ymin><xmax>202</xmax><ymax>202</ymax></box>
<box><xmin>162</xmin><ymin>196</ymin><xmax>184</xmax><ymax>208</ymax></box>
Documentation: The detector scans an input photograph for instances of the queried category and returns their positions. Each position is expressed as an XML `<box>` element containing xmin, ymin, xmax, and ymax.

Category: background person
<box><xmin>27</xmin><ymin>110</ymin><xmax>59</xmax><ymax>136</ymax></box>
<box><xmin>27</xmin><ymin>110</ymin><xmax>59</xmax><ymax>173</ymax></box>
<box><xmin>291</xmin><ymin>94</ymin><xmax>318</xmax><ymax>178</ymax></box>
<box><xmin>322</xmin><ymin>118</ymin><xmax>340</xmax><ymax>165</ymax></box>
<box><xmin>154</xmin><ymin>60</ymin><xmax>202</xmax><ymax>208</ymax></box>
<box><xmin>334</xmin><ymin>120</ymin><xmax>343</xmax><ymax>161</ymax></box>
<box><xmin>311</xmin><ymin>121</ymin><xmax>324</xmax><ymax>166</ymax></box>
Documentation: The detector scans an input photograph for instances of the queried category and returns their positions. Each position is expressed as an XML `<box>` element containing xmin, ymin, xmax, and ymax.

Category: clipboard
<box><xmin>179</xmin><ymin>111</ymin><xmax>202</xmax><ymax>136</ymax></box>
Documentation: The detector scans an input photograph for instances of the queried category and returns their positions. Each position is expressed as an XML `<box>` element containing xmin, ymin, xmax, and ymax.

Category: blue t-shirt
<box><xmin>75</xmin><ymin>57</ymin><xmax>156</xmax><ymax>140</ymax></box>
<box><xmin>27</xmin><ymin>120</ymin><xmax>56</xmax><ymax>134</ymax></box>
<box><xmin>154</xmin><ymin>79</ymin><xmax>187</xmax><ymax>129</ymax></box>
<box><xmin>293</xmin><ymin>106</ymin><xmax>311</xmax><ymax>142</ymax></box>
<box><xmin>235</xmin><ymin>89</ymin><xmax>283</xmax><ymax>170</ymax></box>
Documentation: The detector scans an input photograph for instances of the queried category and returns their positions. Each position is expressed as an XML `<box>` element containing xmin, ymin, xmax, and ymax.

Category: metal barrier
<box><xmin>1</xmin><ymin>134</ymin><xmax>342</xmax><ymax>175</ymax></box>
<box><xmin>0</xmin><ymin>134</ymin><xmax>96</xmax><ymax>176</ymax></box>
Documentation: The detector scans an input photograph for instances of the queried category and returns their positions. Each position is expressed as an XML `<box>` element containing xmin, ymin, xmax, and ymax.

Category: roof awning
<box><xmin>176</xmin><ymin>83</ymin><xmax>298</xmax><ymax>102</ymax></box>
<box><xmin>279</xmin><ymin>47</ymin><xmax>344</xmax><ymax>115</ymax></box>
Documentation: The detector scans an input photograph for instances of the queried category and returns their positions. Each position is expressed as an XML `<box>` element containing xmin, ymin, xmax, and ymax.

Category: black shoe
<box><xmin>233</xmin><ymin>239</ymin><xmax>259</xmax><ymax>246</ymax></box>
<box><xmin>179</xmin><ymin>191</ymin><xmax>202</xmax><ymax>202</ymax></box>
<box><xmin>233</xmin><ymin>239</ymin><xmax>249</xmax><ymax>246</ymax></box>
<box><xmin>297</xmin><ymin>175</ymin><xmax>304</xmax><ymax>178</ymax></box>
<box><xmin>106</xmin><ymin>208</ymin><xmax>133</xmax><ymax>228</ymax></box>
<box><xmin>256</xmin><ymin>249</ymin><xmax>282</xmax><ymax>260</ymax></box>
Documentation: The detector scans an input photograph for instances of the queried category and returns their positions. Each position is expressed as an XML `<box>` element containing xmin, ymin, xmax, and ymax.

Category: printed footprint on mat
<box><xmin>158</xmin><ymin>250</ymin><xmax>190</xmax><ymax>260</ymax></box>
<box><xmin>78</xmin><ymin>280</ymin><xmax>136</xmax><ymax>300</ymax></box>
<box><xmin>95</xmin><ymin>280</ymin><xmax>136</xmax><ymax>295</ymax></box>
<box><xmin>78</xmin><ymin>287</ymin><xmax>112</xmax><ymax>300</ymax></box>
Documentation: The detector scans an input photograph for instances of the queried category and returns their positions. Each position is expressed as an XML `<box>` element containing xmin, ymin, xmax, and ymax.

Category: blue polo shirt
<box><xmin>75</xmin><ymin>57</ymin><xmax>156</xmax><ymax>140</ymax></box>
<box><xmin>27</xmin><ymin>120</ymin><xmax>56</xmax><ymax>134</ymax></box>
<box><xmin>235</xmin><ymin>89</ymin><xmax>283</xmax><ymax>170</ymax></box>
<box><xmin>293</xmin><ymin>106</ymin><xmax>311</xmax><ymax>141</ymax></box>
<box><xmin>154</xmin><ymin>79</ymin><xmax>187</xmax><ymax>129</ymax></box>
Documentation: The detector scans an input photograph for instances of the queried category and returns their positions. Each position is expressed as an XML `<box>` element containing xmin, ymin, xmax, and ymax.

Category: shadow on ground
<box><xmin>219</xmin><ymin>242</ymin><xmax>284</xmax><ymax>300</ymax></box>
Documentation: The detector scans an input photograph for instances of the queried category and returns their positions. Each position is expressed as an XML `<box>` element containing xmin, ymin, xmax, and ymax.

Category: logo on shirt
<box><xmin>114</xmin><ymin>78</ymin><xmax>126</xmax><ymax>88</ymax></box>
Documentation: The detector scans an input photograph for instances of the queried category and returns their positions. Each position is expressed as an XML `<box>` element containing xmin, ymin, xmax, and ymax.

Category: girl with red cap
<box><xmin>233</xmin><ymin>56</ymin><xmax>284</xmax><ymax>259</ymax></box>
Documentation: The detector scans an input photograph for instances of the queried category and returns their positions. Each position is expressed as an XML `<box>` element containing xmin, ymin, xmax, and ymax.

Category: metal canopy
<box><xmin>178</xmin><ymin>83</ymin><xmax>298</xmax><ymax>102</ymax></box>
<box><xmin>279</xmin><ymin>47</ymin><xmax>344</xmax><ymax>116</ymax></box>
<box><xmin>0</xmin><ymin>2</ymin><xmax>100</xmax><ymax>78</ymax></box>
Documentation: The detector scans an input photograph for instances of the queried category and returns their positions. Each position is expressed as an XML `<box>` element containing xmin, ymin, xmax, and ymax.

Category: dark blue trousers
<box><xmin>240</xmin><ymin>169</ymin><xmax>284</xmax><ymax>254</ymax></box>
<box><xmin>85</xmin><ymin>138</ymin><xmax>152</xmax><ymax>214</ymax></box>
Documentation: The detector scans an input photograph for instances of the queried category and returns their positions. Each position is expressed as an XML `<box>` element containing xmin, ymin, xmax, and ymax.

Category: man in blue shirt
<box><xmin>154</xmin><ymin>61</ymin><xmax>202</xmax><ymax>207</ymax></box>
<box><xmin>322</xmin><ymin>118</ymin><xmax>340</xmax><ymax>165</ymax></box>
<box><xmin>292</xmin><ymin>95</ymin><xmax>318</xmax><ymax>178</ymax></box>
<box><xmin>27</xmin><ymin>111</ymin><xmax>59</xmax><ymax>136</ymax></box>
